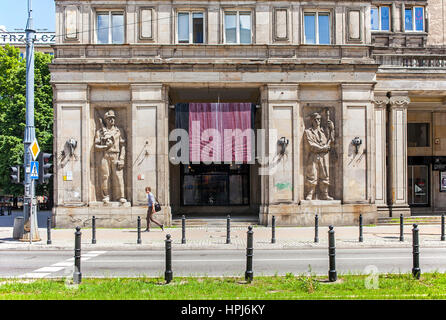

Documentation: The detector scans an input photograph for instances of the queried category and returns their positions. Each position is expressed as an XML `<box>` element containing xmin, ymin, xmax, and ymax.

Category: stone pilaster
<box><xmin>130</xmin><ymin>84</ymin><xmax>171</xmax><ymax>225</ymax></box>
<box><xmin>388</xmin><ymin>92</ymin><xmax>411</xmax><ymax>216</ymax></box>
<box><xmin>373</xmin><ymin>92</ymin><xmax>389</xmax><ymax>213</ymax></box>
<box><xmin>341</xmin><ymin>84</ymin><xmax>375</xmax><ymax>203</ymax></box>
<box><xmin>259</xmin><ymin>84</ymin><xmax>299</xmax><ymax>225</ymax></box>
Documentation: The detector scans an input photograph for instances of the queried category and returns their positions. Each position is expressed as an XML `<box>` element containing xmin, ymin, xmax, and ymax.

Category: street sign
<box><xmin>29</xmin><ymin>139</ymin><xmax>40</xmax><ymax>161</ymax></box>
<box><xmin>30</xmin><ymin>161</ymin><xmax>39</xmax><ymax>179</ymax></box>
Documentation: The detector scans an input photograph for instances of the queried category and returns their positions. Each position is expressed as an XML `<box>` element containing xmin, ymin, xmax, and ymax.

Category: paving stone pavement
<box><xmin>0</xmin><ymin>223</ymin><xmax>445</xmax><ymax>251</ymax></box>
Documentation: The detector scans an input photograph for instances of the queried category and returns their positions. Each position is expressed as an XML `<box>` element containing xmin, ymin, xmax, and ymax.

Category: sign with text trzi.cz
<box><xmin>0</xmin><ymin>32</ymin><xmax>55</xmax><ymax>45</ymax></box>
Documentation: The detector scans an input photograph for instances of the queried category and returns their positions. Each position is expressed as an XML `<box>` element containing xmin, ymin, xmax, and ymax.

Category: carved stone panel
<box><xmin>302</xmin><ymin>107</ymin><xmax>338</xmax><ymax>201</ymax></box>
<box><xmin>92</xmin><ymin>107</ymin><xmax>128</xmax><ymax>204</ymax></box>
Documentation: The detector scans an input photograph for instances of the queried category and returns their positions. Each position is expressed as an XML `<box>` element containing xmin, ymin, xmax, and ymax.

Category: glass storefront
<box><xmin>181</xmin><ymin>164</ymin><xmax>249</xmax><ymax>206</ymax></box>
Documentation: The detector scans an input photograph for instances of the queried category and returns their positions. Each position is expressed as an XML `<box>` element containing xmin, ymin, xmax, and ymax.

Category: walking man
<box><xmin>145</xmin><ymin>186</ymin><xmax>164</xmax><ymax>232</ymax></box>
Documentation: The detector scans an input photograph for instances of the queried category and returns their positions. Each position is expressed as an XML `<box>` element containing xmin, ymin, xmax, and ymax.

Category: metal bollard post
<box><xmin>441</xmin><ymin>214</ymin><xmax>445</xmax><ymax>242</ymax></box>
<box><xmin>0</xmin><ymin>206</ymin><xmax>3</xmax><ymax>216</ymax></box>
<box><xmin>7</xmin><ymin>206</ymin><xmax>11</xmax><ymax>215</ymax></box>
<box><xmin>412</xmin><ymin>224</ymin><xmax>421</xmax><ymax>279</ymax></box>
<box><xmin>46</xmin><ymin>216</ymin><xmax>52</xmax><ymax>245</ymax></box>
<box><xmin>73</xmin><ymin>226</ymin><xmax>82</xmax><ymax>284</ymax></box>
<box><xmin>226</xmin><ymin>215</ymin><xmax>231</xmax><ymax>244</ymax></box>
<box><xmin>271</xmin><ymin>215</ymin><xmax>276</xmax><ymax>244</ymax></box>
<box><xmin>314</xmin><ymin>214</ymin><xmax>319</xmax><ymax>243</ymax></box>
<box><xmin>245</xmin><ymin>226</ymin><xmax>254</xmax><ymax>283</ymax></box>
<box><xmin>165</xmin><ymin>234</ymin><xmax>173</xmax><ymax>284</ymax></box>
<box><xmin>181</xmin><ymin>215</ymin><xmax>186</xmax><ymax>244</ymax></box>
<box><xmin>359</xmin><ymin>214</ymin><xmax>363</xmax><ymax>242</ymax></box>
<box><xmin>400</xmin><ymin>214</ymin><xmax>404</xmax><ymax>242</ymax></box>
<box><xmin>328</xmin><ymin>225</ymin><xmax>337</xmax><ymax>282</ymax></box>
<box><xmin>91</xmin><ymin>216</ymin><xmax>96</xmax><ymax>244</ymax></box>
<box><xmin>137</xmin><ymin>216</ymin><xmax>141</xmax><ymax>244</ymax></box>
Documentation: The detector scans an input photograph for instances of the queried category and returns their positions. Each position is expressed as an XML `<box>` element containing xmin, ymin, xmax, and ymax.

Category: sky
<box><xmin>0</xmin><ymin>0</ymin><xmax>55</xmax><ymax>32</ymax></box>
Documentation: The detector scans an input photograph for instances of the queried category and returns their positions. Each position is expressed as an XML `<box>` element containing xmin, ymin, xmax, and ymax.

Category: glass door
<box><xmin>408</xmin><ymin>165</ymin><xmax>429</xmax><ymax>206</ymax></box>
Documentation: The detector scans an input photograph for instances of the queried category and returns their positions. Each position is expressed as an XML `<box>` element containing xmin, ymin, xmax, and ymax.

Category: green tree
<box><xmin>0</xmin><ymin>45</ymin><xmax>53</xmax><ymax>195</ymax></box>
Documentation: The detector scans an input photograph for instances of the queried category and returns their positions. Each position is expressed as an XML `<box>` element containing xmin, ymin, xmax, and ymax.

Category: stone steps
<box><xmin>171</xmin><ymin>216</ymin><xmax>259</xmax><ymax>227</ymax></box>
<box><xmin>377</xmin><ymin>216</ymin><xmax>443</xmax><ymax>225</ymax></box>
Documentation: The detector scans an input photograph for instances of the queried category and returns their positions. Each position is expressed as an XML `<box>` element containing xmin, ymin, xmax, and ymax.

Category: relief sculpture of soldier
<box><xmin>303</xmin><ymin>111</ymin><xmax>335</xmax><ymax>200</ymax></box>
<box><xmin>94</xmin><ymin>109</ymin><xmax>127</xmax><ymax>204</ymax></box>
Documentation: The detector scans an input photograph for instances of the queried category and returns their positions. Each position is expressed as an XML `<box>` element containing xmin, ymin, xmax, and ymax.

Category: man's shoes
<box><xmin>144</xmin><ymin>229</ymin><xmax>149</xmax><ymax>232</ymax></box>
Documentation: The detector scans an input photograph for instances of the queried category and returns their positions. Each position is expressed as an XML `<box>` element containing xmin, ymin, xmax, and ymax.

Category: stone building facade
<box><xmin>50</xmin><ymin>0</ymin><xmax>446</xmax><ymax>228</ymax></box>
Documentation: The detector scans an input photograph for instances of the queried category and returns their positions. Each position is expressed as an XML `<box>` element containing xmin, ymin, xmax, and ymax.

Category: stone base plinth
<box><xmin>53</xmin><ymin>205</ymin><xmax>171</xmax><ymax>228</ymax></box>
<box><xmin>260</xmin><ymin>202</ymin><xmax>377</xmax><ymax>226</ymax></box>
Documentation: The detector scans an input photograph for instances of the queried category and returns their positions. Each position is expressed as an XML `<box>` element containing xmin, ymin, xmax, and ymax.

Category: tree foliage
<box><xmin>0</xmin><ymin>45</ymin><xmax>53</xmax><ymax>195</ymax></box>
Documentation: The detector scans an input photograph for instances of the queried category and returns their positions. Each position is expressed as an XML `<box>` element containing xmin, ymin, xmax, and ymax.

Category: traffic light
<box><xmin>38</xmin><ymin>152</ymin><xmax>53</xmax><ymax>184</ymax></box>
<box><xmin>9</xmin><ymin>165</ymin><xmax>20</xmax><ymax>184</ymax></box>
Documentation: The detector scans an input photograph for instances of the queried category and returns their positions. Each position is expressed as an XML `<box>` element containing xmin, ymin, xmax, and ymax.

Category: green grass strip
<box><xmin>1</xmin><ymin>272</ymin><xmax>446</xmax><ymax>300</ymax></box>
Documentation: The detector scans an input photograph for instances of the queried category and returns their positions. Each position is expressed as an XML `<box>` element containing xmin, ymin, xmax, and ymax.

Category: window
<box><xmin>405</xmin><ymin>6</ymin><xmax>424</xmax><ymax>32</ymax></box>
<box><xmin>224</xmin><ymin>11</ymin><xmax>252</xmax><ymax>44</ymax></box>
<box><xmin>408</xmin><ymin>123</ymin><xmax>430</xmax><ymax>147</ymax></box>
<box><xmin>177</xmin><ymin>12</ymin><xmax>204</xmax><ymax>44</ymax></box>
<box><xmin>371</xmin><ymin>6</ymin><xmax>390</xmax><ymax>31</ymax></box>
<box><xmin>97</xmin><ymin>11</ymin><xmax>124</xmax><ymax>44</ymax></box>
<box><xmin>304</xmin><ymin>11</ymin><xmax>331</xmax><ymax>44</ymax></box>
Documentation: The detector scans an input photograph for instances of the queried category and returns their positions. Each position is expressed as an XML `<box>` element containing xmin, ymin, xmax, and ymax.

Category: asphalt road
<box><xmin>2</xmin><ymin>247</ymin><xmax>446</xmax><ymax>279</ymax></box>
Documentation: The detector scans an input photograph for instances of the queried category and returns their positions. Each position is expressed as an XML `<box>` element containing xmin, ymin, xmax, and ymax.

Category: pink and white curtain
<box><xmin>189</xmin><ymin>103</ymin><xmax>252</xmax><ymax>163</ymax></box>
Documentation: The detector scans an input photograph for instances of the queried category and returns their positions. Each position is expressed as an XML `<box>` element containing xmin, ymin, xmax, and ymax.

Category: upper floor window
<box><xmin>224</xmin><ymin>11</ymin><xmax>252</xmax><ymax>44</ymax></box>
<box><xmin>97</xmin><ymin>11</ymin><xmax>124</xmax><ymax>44</ymax></box>
<box><xmin>371</xmin><ymin>6</ymin><xmax>390</xmax><ymax>31</ymax></box>
<box><xmin>405</xmin><ymin>6</ymin><xmax>424</xmax><ymax>32</ymax></box>
<box><xmin>408</xmin><ymin>123</ymin><xmax>430</xmax><ymax>147</ymax></box>
<box><xmin>304</xmin><ymin>11</ymin><xmax>331</xmax><ymax>44</ymax></box>
<box><xmin>177</xmin><ymin>12</ymin><xmax>204</xmax><ymax>44</ymax></box>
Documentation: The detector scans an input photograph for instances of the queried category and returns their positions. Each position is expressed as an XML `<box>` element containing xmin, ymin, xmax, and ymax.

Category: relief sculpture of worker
<box><xmin>94</xmin><ymin>109</ymin><xmax>127</xmax><ymax>204</ymax></box>
<box><xmin>303</xmin><ymin>111</ymin><xmax>335</xmax><ymax>200</ymax></box>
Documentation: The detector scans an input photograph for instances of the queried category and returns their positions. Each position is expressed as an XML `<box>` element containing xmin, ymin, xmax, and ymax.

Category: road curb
<box><xmin>1</xmin><ymin>243</ymin><xmax>444</xmax><ymax>251</ymax></box>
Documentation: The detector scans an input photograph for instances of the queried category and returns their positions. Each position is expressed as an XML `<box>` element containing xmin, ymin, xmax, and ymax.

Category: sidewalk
<box><xmin>1</xmin><ymin>223</ymin><xmax>445</xmax><ymax>251</ymax></box>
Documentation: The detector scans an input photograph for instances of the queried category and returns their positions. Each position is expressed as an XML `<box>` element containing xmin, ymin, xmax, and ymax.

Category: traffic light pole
<box><xmin>21</xmin><ymin>0</ymin><xmax>40</xmax><ymax>242</ymax></box>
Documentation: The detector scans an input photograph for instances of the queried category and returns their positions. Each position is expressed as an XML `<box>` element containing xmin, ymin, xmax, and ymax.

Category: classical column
<box><xmin>388</xmin><ymin>92</ymin><xmax>411</xmax><ymax>216</ymax></box>
<box><xmin>373</xmin><ymin>92</ymin><xmax>389</xmax><ymax>212</ymax></box>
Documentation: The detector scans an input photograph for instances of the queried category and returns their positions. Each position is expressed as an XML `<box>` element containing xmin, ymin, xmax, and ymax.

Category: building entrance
<box><xmin>181</xmin><ymin>164</ymin><xmax>249</xmax><ymax>206</ymax></box>
<box><xmin>408</xmin><ymin>165</ymin><xmax>429</xmax><ymax>206</ymax></box>
<box><xmin>168</xmin><ymin>87</ymin><xmax>261</xmax><ymax>218</ymax></box>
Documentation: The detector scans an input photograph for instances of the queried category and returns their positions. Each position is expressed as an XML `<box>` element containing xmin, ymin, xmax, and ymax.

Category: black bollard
<box><xmin>328</xmin><ymin>225</ymin><xmax>337</xmax><ymax>282</ymax></box>
<box><xmin>245</xmin><ymin>226</ymin><xmax>254</xmax><ymax>283</ymax></box>
<box><xmin>400</xmin><ymin>214</ymin><xmax>404</xmax><ymax>242</ymax></box>
<box><xmin>165</xmin><ymin>234</ymin><xmax>173</xmax><ymax>284</ymax></box>
<box><xmin>181</xmin><ymin>215</ymin><xmax>186</xmax><ymax>244</ymax></box>
<box><xmin>73</xmin><ymin>226</ymin><xmax>82</xmax><ymax>284</ymax></box>
<box><xmin>271</xmin><ymin>216</ymin><xmax>276</xmax><ymax>244</ymax></box>
<box><xmin>137</xmin><ymin>216</ymin><xmax>141</xmax><ymax>244</ymax></box>
<box><xmin>412</xmin><ymin>224</ymin><xmax>421</xmax><ymax>279</ymax></box>
<box><xmin>46</xmin><ymin>216</ymin><xmax>52</xmax><ymax>245</ymax></box>
<box><xmin>226</xmin><ymin>215</ymin><xmax>231</xmax><ymax>244</ymax></box>
<box><xmin>314</xmin><ymin>214</ymin><xmax>319</xmax><ymax>243</ymax></box>
<box><xmin>359</xmin><ymin>214</ymin><xmax>363</xmax><ymax>242</ymax></box>
<box><xmin>92</xmin><ymin>216</ymin><xmax>96</xmax><ymax>244</ymax></box>
<box><xmin>7</xmin><ymin>206</ymin><xmax>11</xmax><ymax>215</ymax></box>
<box><xmin>0</xmin><ymin>206</ymin><xmax>3</xmax><ymax>216</ymax></box>
<box><xmin>441</xmin><ymin>214</ymin><xmax>445</xmax><ymax>242</ymax></box>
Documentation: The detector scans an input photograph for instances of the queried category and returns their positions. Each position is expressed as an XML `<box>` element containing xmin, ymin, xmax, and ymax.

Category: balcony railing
<box><xmin>374</xmin><ymin>54</ymin><xmax>446</xmax><ymax>68</ymax></box>
<box><xmin>52</xmin><ymin>44</ymin><xmax>373</xmax><ymax>64</ymax></box>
